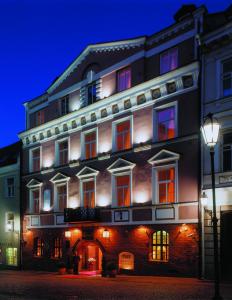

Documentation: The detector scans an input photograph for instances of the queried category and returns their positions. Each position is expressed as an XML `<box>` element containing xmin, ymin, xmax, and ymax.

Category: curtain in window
<box><xmin>57</xmin><ymin>185</ymin><xmax>67</xmax><ymax>211</ymax></box>
<box><xmin>117</xmin><ymin>68</ymin><xmax>131</xmax><ymax>92</ymax></box>
<box><xmin>116</xmin><ymin>120</ymin><xmax>131</xmax><ymax>150</ymax></box>
<box><xmin>59</xmin><ymin>141</ymin><xmax>68</xmax><ymax>165</ymax></box>
<box><xmin>157</xmin><ymin>107</ymin><xmax>175</xmax><ymax>141</ymax></box>
<box><xmin>158</xmin><ymin>168</ymin><xmax>175</xmax><ymax>204</ymax></box>
<box><xmin>85</xmin><ymin>132</ymin><xmax>96</xmax><ymax>159</ymax></box>
<box><xmin>83</xmin><ymin>181</ymin><xmax>95</xmax><ymax>208</ymax></box>
<box><xmin>160</xmin><ymin>48</ymin><xmax>178</xmax><ymax>74</ymax></box>
<box><xmin>116</xmin><ymin>175</ymin><xmax>130</xmax><ymax>207</ymax></box>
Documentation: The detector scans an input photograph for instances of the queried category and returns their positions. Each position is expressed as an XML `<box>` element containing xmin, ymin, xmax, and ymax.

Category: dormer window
<box><xmin>117</xmin><ymin>67</ymin><xmax>131</xmax><ymax>92</ymax></box>
<box><xmin>160</xmin><ymin>48</ymin><xmax>178</xmax><ymax>75</ymax></box>
<box><xmin>35</xmin><ymin>110</ymin><xmax>45</xmax><ymax>126</ymax></box>
<box><xmin>60</xmin><ymin>96</ymin><xmax>69</xmax><ymax>115</ymax></box>
<box><xmin>87</xmin><ymin>82</ymin><xmax>97</xmax><ymax>105</ymax></box>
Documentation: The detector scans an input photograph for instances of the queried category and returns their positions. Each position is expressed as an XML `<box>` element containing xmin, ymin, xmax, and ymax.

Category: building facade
<box><xmin>201</xmin><ymin>5</ymin><xmax>232</xmax><ymax>281</ymax></box>
<box><xmin>0</xmin><ymin>142</ymin><xmax>21</xmax><ymax>269</ymax></box>
<box><xmin>19</xmin><ymin>5</ymin><xmax>205</xmax><ymax>276</ymax></box>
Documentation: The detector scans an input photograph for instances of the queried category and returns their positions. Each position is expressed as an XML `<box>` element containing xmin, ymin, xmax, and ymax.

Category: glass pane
<box><xmin>223</xmin><ymin>149</ymin><xmax>231</xmax><ymax>172</ymax></box>
<box><xmin>223</xmin><ymin>58</ymin><xmax>232</xmax><ymax>73</ymax></box>
<box><xmin>159</xmin><ymin>183</ymin><xmax>166</xmax><ymax>203</ymax></box>
<box><xmin>223</xmin><ymin>132</ymin><xmax>232</xmax><ymax>144</ymax></box>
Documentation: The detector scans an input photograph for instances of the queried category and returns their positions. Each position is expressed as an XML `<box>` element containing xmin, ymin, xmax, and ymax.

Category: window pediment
<box><xmin>148</xmin><ymin>150</ymin><xmax>180</xmax><ymax>165</ymax></box>
<box><xmin>26</xmin><ymin>179</ymin><xmax>42</xmax><ymax>188</ymax></box>
<box><xmin>76</xmin><ymin>166</ymin><xmax>99</xmax><ymax>179</ymax></box>
<box><xmin>107</xmin><ymin>158</ymin><xmax>135</xmax><ymax>173</ymax></box>
<box><xmin>50</xmin><ymin>172</ymin><xmax>70</xmax><ymax>183</ymax></box>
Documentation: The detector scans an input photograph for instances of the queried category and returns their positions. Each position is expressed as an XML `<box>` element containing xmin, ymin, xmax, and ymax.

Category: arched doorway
<box><xmin>73</xmin><ymin>240</ymin><xmax>103</xmax><ymax>273</ymax></box>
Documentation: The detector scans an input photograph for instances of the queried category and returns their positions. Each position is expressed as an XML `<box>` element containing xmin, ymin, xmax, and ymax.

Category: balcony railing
<box><xmin>64</xmin><ymin>207</ymin><xmax>101</xmax><ymax>223</ymax></box>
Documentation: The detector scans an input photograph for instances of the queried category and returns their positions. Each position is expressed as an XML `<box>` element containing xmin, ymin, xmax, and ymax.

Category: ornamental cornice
<box><xmin>19</xmin><ymin>62</ymin><xmax>199</xmax><ymax>148</ymax></box>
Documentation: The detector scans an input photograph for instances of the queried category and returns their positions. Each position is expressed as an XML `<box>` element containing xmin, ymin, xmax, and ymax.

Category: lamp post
<box><xmin>201</xmin><ymin>113</ymin><xmax>222</xmax><ymax>300</ymax></box>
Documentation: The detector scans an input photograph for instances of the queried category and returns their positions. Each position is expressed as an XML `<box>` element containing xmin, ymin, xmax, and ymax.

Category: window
<box><xmin>157</xmin><ymin>167</ymin><xmax>175</xmax><ymax>204</ymax></box>
<box><xmin>57</xmin><ymin>184</ymin><xmax>67</xmax><ymax>211</ymax></box>
<box><xmin>83</xmin><ymin>180</ymin><xmax>95</xmax><ymax>208</ymax></box>
<box><xmin>6</xmin><ymin>248</ymin><xmax>17</xmax><ymax>266</ymax></box>
<box><xmin>116</xmin><ymin>175</ymin><xmax>130</xmax><ymax>207</ymax></box>
<box><xmin>54</xmin><ymin>237</ymin><xmax>62</xmax><ymax>258</ymax></box>
<box><xmin>58</xmin><ymin>140</ymin><xmax>69</xmax><ymax>165</ymax></box>
<box><xmin>5</xmin><ymin>213</ymin><xmax>14</xmax><ymax>232</ymax></box>
<box><xmin>87</xmin><ymin>83</ymin><xmax>97</xmax><ymax>105</ymax></box>
<box><xmin>34</xmin><ymin>237</ymin><xmax>44</xmax><ymax>257</ymax></box>
<box><xmin>160</xmin><ymin>48</ymin><xmax>178</xmax><ymax>74</ymax></box>
<box><xmin>61</xmin><ymin>96</ymin><xmax>69</xmax><ymax>115</ymax></box>
<box><xmin>115</xmin><ymin>120</ymin><xmax>131</xmax><ymax>151</ymax></box>
<box><xmin>119</xmin><ymin>252</ymin><xmax>134</xmax><ymax>270</ymax></box>
<box><xmin>35</xmin><ymin>110</ymin><xmax>45</xmax><ymax>126</ymax></box>
<box><xmin>223</xmin><ymin>132</ymin><xmax>232</xmax><ymax>172</ymax></box>
<box><xmin>84</xmin><ymin>131</ymin><xmax>96</xmax><ymax>159</ymax></box>
<box><xmin>152</xmin><ymin>231</ymin><xmax>169</xmax><ymax>262</ymax></box>
<box><xmin>31</xmin><ymin>148</ymin><xmax>40</xmax><ymax>172</ymax></box>
<box><xmin>222</xmin><ymin>58</ymin><xmax>232</xmax><ymax>97</ymax></box>
<box><xmin>6</xmin><ymin>177</ymin><xmax>15</xmax><ymax>197</ymax></box>
<box><xmin>156</xmin><ymin>106</ymin><xmax>176</xmax><ymax>141</ymax></box>
<box><xmin>32</xmin><ymin>189</ymin><xmax>40</xmax><ymax>213</ymax></box>
<box><xmin>117</xmin><ymin>67</ymin><xmax>131</xmax><ymax>92</ymax></box>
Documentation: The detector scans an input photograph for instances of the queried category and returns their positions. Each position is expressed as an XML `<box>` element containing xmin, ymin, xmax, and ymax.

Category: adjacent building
<box><xmin>18</xmin><ymin>5</ymin><xmax>207</xmax><ymax>276</ymax></box>
<box><xmin>0</xmin><ymin>142</ymin><xmax>21</xmax><ymax>269</ymax></box>
<box><xmin>201</xmin><ymin>5</ymin><xmax>232</xmax><ymax>281</ymax></box>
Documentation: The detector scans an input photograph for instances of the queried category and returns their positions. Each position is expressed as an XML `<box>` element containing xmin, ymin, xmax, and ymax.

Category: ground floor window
<box><xmin>54</xmin><ymin>237</ymin><xmax>62</xmax><ymax>258</ymax></box>
<box><xmin>119</xmin><ymin>252</ymin><xmax>134</xmax><ymax>270</ymax></box>
<box><xmin>6</xmin><ymin>248</ymin><xmax>17</xmax><ymax>266</ymax></box>
<box><xmin>152</xmin><ymin>231</ymin><xmax>169</xmax><ymax>262</ymax></box>
<box><xmin>34</xmin><ymin>237</ymin><xmax>44</xmax><ymax>257</ymax></box>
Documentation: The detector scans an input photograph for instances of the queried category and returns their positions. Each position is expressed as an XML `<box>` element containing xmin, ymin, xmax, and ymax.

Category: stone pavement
<box><xmin>0</xmin><ymin>270</ymin><xmax>231</xmax><ymax>300</ymax></box>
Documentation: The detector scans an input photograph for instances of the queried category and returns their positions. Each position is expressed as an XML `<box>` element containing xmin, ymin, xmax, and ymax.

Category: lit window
<box><xmin>87</xmin><ymin>83</ymin><xmax>97</xmax><ymax>105</ymax></box>
<box><xmin>6</xmin><ymin>177</ymin><xmax>15</xmax><ymax>197</ymax></box>
<box><xmin>117</xmin><ymin>67</ymin><xmax>131</xmax><ymax>92</ymax></box>
<box><xmin>152</xmin><ymin>231</ymin><xmax>169</xmax><ymax>262</ymax></box>
<box><xmin>157</xmin><ymin>107</ymin><xmax>176</xmax><ymax>141</ymax></box>
<box><xmin>54</xmin><ymin>237</ymin><xmax>62</xmax><ymax>258</ymax></box>
<box><xmin>119</xmin><ymin>252</ymin><xmax>134</xmax><ymax>270</ymax></box>
<box><xmin>160</xmin><ymin>48</ymin><xmax>178</xmax><ymax>74</ymax></box>
<box><xmin>223</xmin><ymin>132</ymin><xmax>232</xmax><ymax>172</ymax></box>
<box><xmin>35</xmin><ymin>110</ymin><xmax>45</xmax><ymax>126</ymax></box>
<box><xmin>6</xmin><ymin>248</ymin><xmax>17</xmax><ymax>266</ymax></box>
<box><xmin>5</xmin><ymin>212</ymin><xmax>14</xmax><ymax>232</ymax></box>
<box><xmin>222</xmin><ymin>58</ymin><xmax>232</xmax><ymax>97</ymax></box>
<box><xmin>34</xmin><ymin>237</ymin><xmax>44</xmax><ymax>257</ymax></box>
<box><xmin>61</xmin><ymin>96</ymin><xmax>69</xmax><ymax>115</ymax></box>
<box><xmin>157</xmin><ymin>167</ymin><xmax>175</xmax><ymax>204</ymax></box>
<box><xmin>116</xmin><ymin>120</ymin><xmax>131</xmax><ymax>151</ymax></box>
<box><xmin>116</xmin><ymin>175</ymin><xmax>130</xmax><ymax>207</ymax></box>
<box><xmin>32</xmin><ymin>189</ymin><xmax>40</xmax><ymax>213</ymax></box>
<box><xmin>57</xmin><ymin>185</ymin><xmax>67</xmax><ymax>212</ymax></box>
<box><xmin>58</xmin><ymin>140</ymin><xmax>68</xmax><ymax>165</ymax></box>
<box><xmin>84</xmin><ymin>131</ymin><xmax>96</xmax><ymax>159</ymax></box>
<box><xmin>31</xmin><ymin>148</ymin><xmax>40</xmax><ymax>172</ymax></box>
<box><xmin>83</xmin><ymin>180</ymin><xmax>95</xmax><ymax>208</ymax></box>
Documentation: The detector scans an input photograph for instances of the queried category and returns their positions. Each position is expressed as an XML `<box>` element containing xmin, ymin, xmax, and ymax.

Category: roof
<box><xmin>0</xmin><ymin>141</ymin><xmax>21</xmax><ymax>168</ymax></box>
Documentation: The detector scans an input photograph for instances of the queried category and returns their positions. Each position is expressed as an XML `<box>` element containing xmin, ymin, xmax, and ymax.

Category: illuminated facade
<box><xmin>0</xmin><ymin>142</ymin><xmax>21</xmax><ymax>269</ymax></box>
<box><xmin>19</xmin><ymin>5</ymin><xmax>206</xmax><ymax>276</ymax></box>
<box><xmin>201</xmin><ymin>5</ymin><xmax>232</xmax><ymax>281</ymax></box>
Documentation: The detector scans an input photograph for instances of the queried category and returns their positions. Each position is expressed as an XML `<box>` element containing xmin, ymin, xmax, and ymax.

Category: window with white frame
<box><xmin>155</xmin><ymin>106</ymin><xmax>176</xmax><ymax>141</ymax></box>
<box><xmin>60</xmin><ymin>96</ymin><xmax>69</xmax><ymax>115</ymax></box>
<box><xmin>57</xmin><ymin>184</ymin><xmax>67</xmax><ymax>212</ymax></box>
<box><xmin>82</xmin><ymin>179</ymin><xmax>95</xmax><ymax>208</ymax></box>
<box><xmin>31</xmin><ymin>189</ymin><xmax>40</xmax><ymax>213</ymax></box>
<box><xmin>57</xmin><ymin>139</ymin><xmax>69</xmax><ymax>165</ymax></box>
<box><xmin>113</xmin><ymin>118</ymin><xmax>132</xmax><ymax>152</ymax></box>
<box><xmin>30</xmin><ymin>147</ymin><xmax>41</xmax><ymax>172</ymax></box>
<box><xmin>157</xmin><ymin>167</ymin><xmax>176</xmax><ymax>204</ymax></box>
<box><xmin>115</xmin><ymin>174</ymin><xmax>131</xmax><ymax>207</ymax></box>
<box><xmin>6</xmin><ymin>177</ymin><xmax>15</xmax><ymax>197</ymax></box>
<box><xmin>87</xmin><ymin>82</ymin><xmax>97</xmax><ymax>105</ymax></box>
<box><xmin>222</xmin><ymin>57</ymin><xmax>232</xmax><ymax>97</ymax></box>
<box><xmin>83</xmin><ymin>130</ymin><xmax>97</xmax><ymax>159</ymax></box>
<box><xmin>160</xmin><ymin>47</ymin><xmax>178</xmax><ymax>75</ymax></box>
<box><xmin>5</xmin><ymin>212</ymin><xmax>14</xmax><ymax>232</ymax></box>
<box><xmin>223</xmin><ymin>132</ymin><xmax>232</xmax><ymax>172</ymax></box>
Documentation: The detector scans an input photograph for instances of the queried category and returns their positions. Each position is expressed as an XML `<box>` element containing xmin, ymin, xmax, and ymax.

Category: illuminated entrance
<box><xmin>74</xmin><ymin>240</ymin><xmax>103</xmax><ymax>272</ymax></box>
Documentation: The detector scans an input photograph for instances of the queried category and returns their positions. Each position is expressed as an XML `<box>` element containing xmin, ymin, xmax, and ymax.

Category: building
<box><xmin>0</xmin><ymin>142</ymin><xmax>21</xmax><ymax>269</ymax></box>
<box><xmin>201</xmin><ymin>5</ymin><xmax>232</xmax><ymax>281</ymax></box>
<box><xmin>19</xmin><ymin>5</ymin><xmax>204</xmax><ymax>276</ymax></box>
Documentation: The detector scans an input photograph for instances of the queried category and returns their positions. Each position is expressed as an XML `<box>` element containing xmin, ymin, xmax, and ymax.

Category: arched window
<box><xmin>152</xmin><ymin>231</ymin><xmax>169</xmax><ymax>262</ymax></box>
<box><xmin>119</xmin><ymin>252</ymin><xmax>134</xmax><ymax>270</ymax></box>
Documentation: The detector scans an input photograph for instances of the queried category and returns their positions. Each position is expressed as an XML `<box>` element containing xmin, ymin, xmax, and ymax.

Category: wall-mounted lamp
<box><xmin>179</xmin><ymin>223</ymin><xmax>188</xmax><ymax>233</ymax></box>
<box><xmin>65</xmin><ymin>230</ymin><xmax>71</xmax><ymax>239</ymax></box>
<box><xmin>102</xmin><ymin>229</ymin><xmax>110</xmax><ymax>238</ymax></box>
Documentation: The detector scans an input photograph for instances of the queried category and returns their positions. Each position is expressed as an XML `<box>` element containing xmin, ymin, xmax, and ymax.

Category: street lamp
<box><xmin>201</xmin><ymin>113</ymin><xmax>222</xmax><ymax>300</ymax></box>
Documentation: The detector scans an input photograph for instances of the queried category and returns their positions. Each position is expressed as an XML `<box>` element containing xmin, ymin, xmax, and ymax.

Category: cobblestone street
<box><xmin>0</xmin><ymin>271</ymin><xmax>231</xmax><ymax>300</ymax></box>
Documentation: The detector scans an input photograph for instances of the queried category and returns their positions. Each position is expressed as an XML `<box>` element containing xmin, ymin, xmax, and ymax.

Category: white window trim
<box><xmin>54</xmin><ymin>181</ymin><xmax>69</xmax><ymax>212</ymax></box>
<box><xmin>79</xmin><ymin>177</ymin><xmax>97</xmax><ymax>208</ymax></box>
<box><xmin>55</xmin><ymin>137</ymin><xmax>70</xmax><ymax>166</ymax></box>
<box><xmin>219</xmin><ymin>56</ymin><xmax>232</xmax><ymax>99</ymax></box>
<box><xmin>29</xmin><ymin>146</ymin><xmax>42</xmax><ymax>173</ymax></box>
<box><xmin>153</xmin><ymin>101</ymin><xmax>178</xmax><ymax>142</ymax></box>
<box><xmin>5</xmin><ymin>212</ymin><xmax>14</xmax><ymax>232</ymax></box>
<box><xmin>112</xmin><ymin>115</ymin><xmax>133</xmax><ymax>152</ymax></box>
<box><xmin>29</xmin><ymin>187</ymin><xmax>42</xmax><ymax>214</ymax></box>
<box><xmin>152</xmin><ymin>162</ymin><xmax>178</xmax><ymax>205</ymax></box>
<box><xmin>81</xmin><ymin>127</ymin><xmax>98</xmax><ymax>160</ymax></box>
<box><xmin>5</xmin><ymin>176</ymin><xmax>16</xmax><ymax>198</ymax></box>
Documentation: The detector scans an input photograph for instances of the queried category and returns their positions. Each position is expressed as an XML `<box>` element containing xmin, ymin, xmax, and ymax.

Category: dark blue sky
<box><xmin>0</xmin><ymin>0</ymin><xmax>231</xmax><ymax>147</ymax></box>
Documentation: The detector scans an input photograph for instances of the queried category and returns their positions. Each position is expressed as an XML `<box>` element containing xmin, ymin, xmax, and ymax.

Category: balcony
<box><xmin>64</xmin><ymin>207</ymin><xmax>101</xmax><ymax>223</ymax></box>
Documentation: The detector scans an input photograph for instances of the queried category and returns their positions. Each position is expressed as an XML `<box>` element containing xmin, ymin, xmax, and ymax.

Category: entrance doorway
<box><xmin>221</xmin><ymin>211</ymin><xmax>232</xmax><ymax>281</ymax></box>
<box><xmin>75</xmin><ymin>240</ymin><xmax>103</xmax><ymax>273</ymax></box>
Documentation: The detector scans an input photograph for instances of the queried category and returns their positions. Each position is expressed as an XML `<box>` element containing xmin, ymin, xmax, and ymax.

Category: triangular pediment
<box><xmin>76</xmin><ymin>166</ymin><xmax>99</xmax><ymax>178</ymax></box>
<box><xmin>50</xmin><ymin>172</ymin><xmax>70</xmax><ymax>183</ymax></box>
<box><xmin>26</xmin><ymin>179</ymin><xmax>42</xmax><ymax>188</ymax></box>
<box><xmin>148</xmin><ymin>150</ymin><xmax>180</xmax><ymax>165</ymax></box>
<box><xmin>107</xmin><ymin>158</ymin><xmax>135</xmax><ymax>173</ymax></box>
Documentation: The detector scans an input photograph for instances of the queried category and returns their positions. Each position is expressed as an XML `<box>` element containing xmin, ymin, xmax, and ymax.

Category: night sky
<box><xmin>0</xmin><ymin>0</ymin><xmax>231</xmax><ymax>148</ymax></box>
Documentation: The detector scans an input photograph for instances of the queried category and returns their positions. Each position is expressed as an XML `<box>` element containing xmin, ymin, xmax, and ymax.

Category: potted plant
<box><xmin>57</xmin><ymin>262</ymin><xmax>66</xmax><ymax>275</ymax></box>
<box><xmin>106</xmin><ymin>261</ymin><xmax>117</xmax><ymax>278</ymax></box>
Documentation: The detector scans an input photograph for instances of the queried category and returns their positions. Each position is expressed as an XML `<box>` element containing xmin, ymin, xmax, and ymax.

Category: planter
<box><xmin>58</xmin><ymin>267</ymin><xmax>66</xmax><ymax>275</ymax></box>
